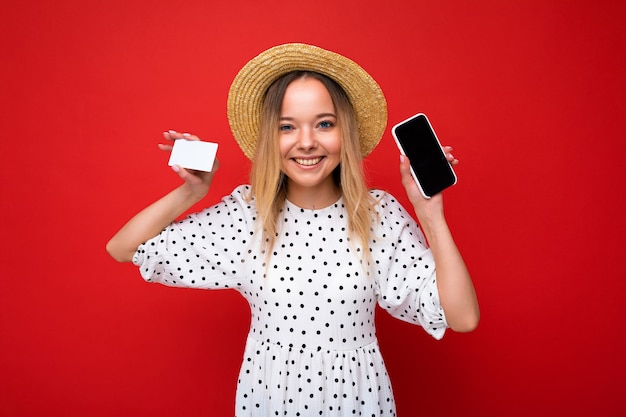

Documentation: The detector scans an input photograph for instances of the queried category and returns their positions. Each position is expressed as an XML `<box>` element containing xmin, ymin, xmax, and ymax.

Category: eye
<box><xmin>318</xmin><ymin>120</ymin><xmax>335</xmax><ymax>129</ymax></box>
<box><xmin>279</xmin><ymin>124</ymin><xmax>293</xmax><ymax>132</ymax></box>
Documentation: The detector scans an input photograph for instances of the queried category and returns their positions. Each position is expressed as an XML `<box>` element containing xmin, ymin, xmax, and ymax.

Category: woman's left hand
<box><xmin>399</xmin><ymin>146</ymin><xmax>458</xmax><ymax>220</ymax></box>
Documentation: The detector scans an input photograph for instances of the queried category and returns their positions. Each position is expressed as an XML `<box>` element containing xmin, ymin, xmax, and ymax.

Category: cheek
<box><xmin>329</xmin><ymin>134</ymin><xmax>342</xmax><ymax>156</ymax></box>
<box><xmin>278</xmin><ymin>136</ymin><xmax>291</xmax><ymax>157</ymax></box>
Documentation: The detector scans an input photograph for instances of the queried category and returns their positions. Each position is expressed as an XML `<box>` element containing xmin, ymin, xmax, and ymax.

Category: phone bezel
<box><xmin>391</xmin><ymin>113</ymin><xmax>457</xmax><ymax>199</ymax></box>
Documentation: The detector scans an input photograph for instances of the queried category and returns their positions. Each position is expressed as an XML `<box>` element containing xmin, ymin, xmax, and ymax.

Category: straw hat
<box><xmin>227</xmin><ymin>43</ymin><xmax>387</xmax><ymax>160</ymax></box>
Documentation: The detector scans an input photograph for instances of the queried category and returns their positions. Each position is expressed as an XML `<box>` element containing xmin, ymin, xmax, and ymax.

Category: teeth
<box><xmin>295</xmin><ymin>157</ymin><xmax>322</xmax><ymax>166</ymax></box>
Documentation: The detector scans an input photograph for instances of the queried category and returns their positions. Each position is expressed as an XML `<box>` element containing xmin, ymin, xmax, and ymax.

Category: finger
<box><xmin>163</xmin><ymin>130</ymin><xmax>177</xmax><ymax>141</ymax></box>
<box><xmin>181</xmin><ymin>133</ymin><xmax>201</xmax><ymax>141</ymax></box>
<box><xmin>165</xmin><ymin>129</ymin><xmax>191</xmax><ymax>141</ymax></box>
<box><xmin>399</xmin><ymin>155</ymin><xmax>416</xmax><ymax>186</ymax></box>
<box><xmin>445</xmin><ymin>153</ymin><xmax>459</xmax><ymax>166</ymax></box>
<box><xmin>442</xmin><ymin>146</ymin><xmax>459</xmax><ymax>165</ymax></box>
<box><xmin>399</xmin><ymin>154</ymin><xmax>410</xmax><ymax>175</ymax></box>
<box><xmin>171</xmin><ymin>165</ymin><xmax>195</xmax><ymax>181</ymax></box>
<box><xmin>162</xmin><ymin>130</ymin><xmax>202</xmax><ymax>153</ymax></box>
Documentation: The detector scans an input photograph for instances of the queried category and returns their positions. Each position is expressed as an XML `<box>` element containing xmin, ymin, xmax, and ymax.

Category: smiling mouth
<box><xmin>294</xmin><ymin>157</ymin><xmax>323</xmax><ymax>166</ymax></box>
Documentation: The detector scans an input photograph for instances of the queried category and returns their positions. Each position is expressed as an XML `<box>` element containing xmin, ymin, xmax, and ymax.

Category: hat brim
<box><xmin>227</xmin><ymin>43</ymin><xmax>388</xmax><ymax>160</ymax></box>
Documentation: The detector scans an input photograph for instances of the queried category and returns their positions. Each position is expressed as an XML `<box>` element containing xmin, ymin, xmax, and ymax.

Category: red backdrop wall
<box><xmin>1</xmin><ymin>0</ymin><xmax>625</xmax><ymax>416</ymax></box>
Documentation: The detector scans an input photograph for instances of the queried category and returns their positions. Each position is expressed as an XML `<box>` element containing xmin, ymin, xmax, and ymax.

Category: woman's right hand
<box><xmin>159</xmin><ymin>130</ymin><xmax>220</xmax><ymax>199</ymax></box>
<box><xmin>106</xmin><ymin>130</ymin><xmax>220</xmax><ymax>262</ymax></box>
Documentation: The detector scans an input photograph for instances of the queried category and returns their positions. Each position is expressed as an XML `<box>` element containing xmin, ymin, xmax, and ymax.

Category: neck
<box><xmin>286</xmin><ymin>182</ymin><xmax>342</xmax><ymax>210</ymax></box>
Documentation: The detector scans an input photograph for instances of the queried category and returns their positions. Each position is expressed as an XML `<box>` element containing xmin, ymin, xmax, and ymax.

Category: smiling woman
<box><xmin>105</xmin><ymin>43</ymin><xmax>479</xmax><ymax>416</ymax></box>
<box><xmin>278</xmin><ymin>76</ymin><xmax>343</xmax><ymax>207</ymax></box>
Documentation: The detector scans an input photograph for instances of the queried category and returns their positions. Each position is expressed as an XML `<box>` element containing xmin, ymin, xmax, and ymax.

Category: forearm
<box><xmin>419</xmin><ymin>213</ymin><xmax>480</xmax><ymax>332</ymax></box>
<box><xmin>106</xmin><ymin>184</ymin><xmax>205</xmax><ymax>263</ymax></box>
<box><xmin>399</xmin><ymin>151</ymin><xmax>478</xmax><ymax>331</ymax></box>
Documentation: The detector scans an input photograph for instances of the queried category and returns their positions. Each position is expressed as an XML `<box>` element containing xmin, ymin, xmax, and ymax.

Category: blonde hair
<box><xmin>248</xmin><ymin>71</ymin><xmax>377</xmax><ymax>256</ymax></box>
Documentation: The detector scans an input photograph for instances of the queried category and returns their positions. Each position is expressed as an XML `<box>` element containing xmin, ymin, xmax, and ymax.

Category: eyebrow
<box><xmin>279</xmin><ymin>113</ymin><xmax>337</xmax><ymax>121</ymax></box>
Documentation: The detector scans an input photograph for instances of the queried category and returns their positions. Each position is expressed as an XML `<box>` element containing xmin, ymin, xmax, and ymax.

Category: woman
<box><xmin>107</xmin><ymin>43</ymin><xmax>479</xmax><ymax>416</ymax></box>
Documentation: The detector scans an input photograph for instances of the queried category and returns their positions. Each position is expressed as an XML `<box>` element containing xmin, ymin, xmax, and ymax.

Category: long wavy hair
<box><xmin>248</xmin><ymin>71</ymin><xmax>377</xmax><ymax>257</ymax></box>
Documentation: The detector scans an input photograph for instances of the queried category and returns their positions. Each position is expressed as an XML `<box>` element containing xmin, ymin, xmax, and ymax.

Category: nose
<box><xmin>296</xmin><ymin>127</ymin><xmax>316</xmax><ymax>151</ymax></box>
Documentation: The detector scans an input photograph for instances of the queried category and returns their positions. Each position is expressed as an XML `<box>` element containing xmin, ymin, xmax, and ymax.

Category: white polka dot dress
<box><xmin>133</xmin><ymin>185</ymin><xmax>447</xmax><ymax>416</ymax></box>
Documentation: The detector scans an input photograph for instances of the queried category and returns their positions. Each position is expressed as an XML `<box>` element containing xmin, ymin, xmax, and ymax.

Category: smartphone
<box><xmin>391</xmin><ymin>113</ymin><xmax>456</xmax><ymax>198</ymax></box>
<box><xmin>168</xmin><ymin>139</ymin><xmax>218</xmax><ymax>172</ymax></box>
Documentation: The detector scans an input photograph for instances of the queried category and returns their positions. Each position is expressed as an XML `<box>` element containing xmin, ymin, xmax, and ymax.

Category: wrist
<box><xmin>178</xmin><ymin>183</ymin><xmax>209</xmax><ymax>204</ymax></box>
<box><xmin>413</xmin><ymin>205</ymin><xmax>447</xmax><ymax>238</ymax></box>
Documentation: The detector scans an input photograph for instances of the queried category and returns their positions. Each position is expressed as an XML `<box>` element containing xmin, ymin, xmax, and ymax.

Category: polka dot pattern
<box><xmin>134</xmin><ymin>185</ymin><xmax>447</xmax><ymax>416</ymax></box>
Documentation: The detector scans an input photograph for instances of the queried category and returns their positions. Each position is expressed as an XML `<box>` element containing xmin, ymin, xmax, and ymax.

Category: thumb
<box><xmin>171</xmin><ymin>165</ymin><xmax>195</xmax><ymax>182</ymax></box>
<box><xmin>399</xmin><ymin>154</ymin><xmax>412</xmax><ymax>177</ymax></box>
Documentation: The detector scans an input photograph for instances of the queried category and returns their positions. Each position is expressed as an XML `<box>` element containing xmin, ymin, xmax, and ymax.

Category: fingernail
<box><xmin>400</xmin><ymin>154</ymin><xmax>405</xmax><ymax>163</ymax></box>
<box><xmin>171</xmin><ymin>165</ymin><xmax>180</xmax><ymax>173</ymax></box>
<box><xmin>169</xmin><ymin>130</ymin><xmax>177</xmax><ymax>134</ymax></box>
<box><xmin>182</xmin><ymin>133</ymin><xmax>191</xmax><ymax>137</ymax></box>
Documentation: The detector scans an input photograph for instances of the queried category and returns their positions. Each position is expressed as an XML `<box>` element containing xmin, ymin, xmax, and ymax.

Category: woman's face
<box><xmin>278</xmin><ymin>77</ymin><xmax>342</xmax><ymax>203</ymax></box>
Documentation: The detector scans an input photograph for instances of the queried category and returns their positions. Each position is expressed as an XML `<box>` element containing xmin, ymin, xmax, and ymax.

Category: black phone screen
<box><xmin>392</xmin><ymin>114</ymin><xmax>456</xmax><ymax>197</ymax></box>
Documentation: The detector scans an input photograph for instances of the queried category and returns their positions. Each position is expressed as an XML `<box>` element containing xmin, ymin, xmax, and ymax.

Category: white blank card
<box><xmin>168</xmin><ymin>140</ymin><xmax>218</xmax><ymax>172</ymax></box>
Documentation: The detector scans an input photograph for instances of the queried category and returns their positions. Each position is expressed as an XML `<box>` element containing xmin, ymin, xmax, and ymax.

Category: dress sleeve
<box><xmin>132</xmin><ymin>185</ymin><xmax>254</xmax><ymax>291</ymax></box>
<box><xmin>370</xmin><ymin>191</ymin><xmax>448</xmax><ymax>340</ymax></box>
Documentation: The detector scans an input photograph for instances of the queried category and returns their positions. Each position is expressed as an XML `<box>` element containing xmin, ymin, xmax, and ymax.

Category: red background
<box><xmin>1</xmin><ymin>0</ymin><xmax>625</xmax><ymax>416</ymax></box>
